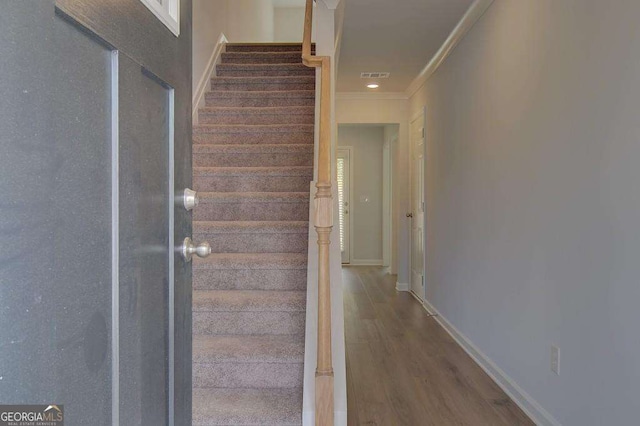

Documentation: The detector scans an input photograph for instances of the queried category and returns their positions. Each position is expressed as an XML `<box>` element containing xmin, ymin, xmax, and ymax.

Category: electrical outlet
<box><xmin>551</xmin><ymin>345</ymin><xmax>560</xmax><ymax>375</ymax></box>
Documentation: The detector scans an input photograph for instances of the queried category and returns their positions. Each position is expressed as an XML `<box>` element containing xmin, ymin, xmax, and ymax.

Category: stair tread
<box><xmin>193</xmin><ymin>334</ymin><xmax>304</xmax><ymax>363</ymax></box>
<box><xmin>193</xmin><ymin>252</ymin><xmax>307</xmax><ymax>270</ymax></box>
<box><xmin>217</xmin><ymin>63</ymin><xmax>312</xmax><ymax>68</ymax></box>
<box><xmin>192</xmin><ymin>388</ymin><xmax>302</xmax><ymax>425</ymax></box>
<box><xmin>194</xmin><ymin>124</ymin><xmax>314</xmax><ymax>134</ymax></box>
<box><xmin>193</xmin><ymin>143</ymin><xmax>313</xmax><ymax>153</ymax></box>
<box><xmin>212</xmin><ymin>76</ymin><xmax>314</xmax><ymax>82</ymax></box>
<box><xmin>199</xmin><ymin>106</ymin><xmax>314</xmax><ymax>115</ymax></box>
<box><xmin>226</xmin><ymin>42</ymin><xmax>305</xmax><ymax>47</ymax></box>
<box><xmin>207</xmin><ymin>90</ymin><xmax>315</xmax><ymax>98</ymax></box>
<box><xmin>223</xmin><ymin>51</ymin><xmax>303</xmax><ymax>56</ymax></box>
<box><xmin>194</xmin><ymin>221</ymin><xmax>309</xmax><ymax>233</ymax></box>
<box><xmin>199</xmin><ymin>191</ymin><xmax>309</xmax><ymax>200</ymax></box>
<box><xmin>193</xmin><ymin>166</ymin><xmax>313</xmax><ymax>177</ymax></box>
<box><xmin>193</xmin><ymin>290</ymin><xmax>306</xmax><ymax>313</ymax></box>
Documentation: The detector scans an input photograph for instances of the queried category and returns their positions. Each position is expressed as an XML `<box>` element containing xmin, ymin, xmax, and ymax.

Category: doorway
<box><xmin>409</xmin><ymin>108</ymin><xmax>426</xmax><ymax>301</ymax></box>
<box><xmin>337</xmin><ymin>124</ymin><xmax>397</xmax><ymax>267</ymax></box>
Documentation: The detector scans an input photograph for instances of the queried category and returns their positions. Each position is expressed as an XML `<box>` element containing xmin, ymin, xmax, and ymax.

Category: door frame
<box><xmin>409</xmin><ymin>106</ymin><xmax>427</xmax><ymax>302</ymax></box>
<box><xmin>382</xmin><ymin>132</ymin><xmax>395</xmax><ymax>269</ymax></box>
<box><xmin>337</xmin><ymin>147</ymin><xmax>354</xmax><ymax>264</ymax></box>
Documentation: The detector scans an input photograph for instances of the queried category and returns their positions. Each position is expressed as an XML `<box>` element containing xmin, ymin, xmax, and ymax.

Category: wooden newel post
<box><xmin>315</xmin><ymin>182</ymin><xmax>334</xmax><ymax>426</ymax></box>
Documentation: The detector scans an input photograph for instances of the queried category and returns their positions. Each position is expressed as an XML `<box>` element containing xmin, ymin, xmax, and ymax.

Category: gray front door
<box><xmin>0</xmin><ymin>1</ymin><xmax>192</xmax><ymax>425</ymax></box>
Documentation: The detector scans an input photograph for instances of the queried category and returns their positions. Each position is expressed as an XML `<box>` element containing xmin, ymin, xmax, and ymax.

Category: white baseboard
<box><xmin>303</xmin><ymin>410</ymin><xmax>347</xmax><ymax>426</ymax></box>
<box><xmin>395</xmin><ymin>282</ymin><xmax>410</xmax><ymax>292</ymax></box>
<box><xmin>192</xmin><ymin>33</ymin><xmax>228</xmax><ymax>125</ymax></box>
<box><xmin>349</xmin><ymin>259</ymin><xmax>383</xmax><ymax>266</ymax></box>
<box><xmin>421</xmin><ymin>299</ymin><xmax>561</xmax><ymax>426</ymax></box>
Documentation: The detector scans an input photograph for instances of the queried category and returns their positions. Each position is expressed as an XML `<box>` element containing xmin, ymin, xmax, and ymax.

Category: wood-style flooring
<box><xmin>343</xmin><ymin>266</ymin><xmax>534</xmax><ymax>426</ymax></box>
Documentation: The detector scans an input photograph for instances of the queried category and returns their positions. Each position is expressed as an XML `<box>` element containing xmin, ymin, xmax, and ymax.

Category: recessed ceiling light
<box><xmin>367</xmin><ymin>83</ymin><xmax>379</xmax><ymax>89</ymax></box>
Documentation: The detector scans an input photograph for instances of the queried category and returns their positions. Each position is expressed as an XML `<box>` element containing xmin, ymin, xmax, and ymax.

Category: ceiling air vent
<box><xmin>360</xmin><ymin>72</ymin><xmax>390</xmax><ymax>79</ymax></box>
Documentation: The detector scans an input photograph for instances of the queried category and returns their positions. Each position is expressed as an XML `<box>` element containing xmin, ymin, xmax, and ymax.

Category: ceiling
<box><xmin>337</xmin><ymin>0</ymin><xmax>474</xmax><ymax>93</ymax></box>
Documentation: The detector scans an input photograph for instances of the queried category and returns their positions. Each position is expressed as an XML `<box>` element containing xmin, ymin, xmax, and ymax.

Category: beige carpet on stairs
<box><xmin>192</xmin><ymin>43</ymin><xmax>315</xmax><ymax>426</ymax></box>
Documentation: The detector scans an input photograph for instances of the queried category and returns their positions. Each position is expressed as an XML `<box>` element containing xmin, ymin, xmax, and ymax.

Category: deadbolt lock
<box><xmin>182</xmin><ymin>188</ymin><xmax>199</xmax><ymax>211</ymax></box>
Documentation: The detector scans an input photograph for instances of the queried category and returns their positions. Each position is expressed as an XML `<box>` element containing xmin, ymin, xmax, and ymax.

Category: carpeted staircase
<box><xmin>191</xmin><ymin>43</ymin><xmax>315</xmax><ymax>425</ymax></box>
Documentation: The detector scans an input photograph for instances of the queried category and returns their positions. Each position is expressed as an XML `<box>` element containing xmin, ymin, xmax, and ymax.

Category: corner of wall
<box><xmin>192</xmin><ymin>33</ymin><xmax>228</xmax><ymax>124</ymax></box>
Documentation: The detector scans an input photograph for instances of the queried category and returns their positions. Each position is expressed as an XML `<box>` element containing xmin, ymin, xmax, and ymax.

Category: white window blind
<box><xmin>337</xmin><ymin>157</ymin><xmax>346</xmax><ymax>253</ymax></box>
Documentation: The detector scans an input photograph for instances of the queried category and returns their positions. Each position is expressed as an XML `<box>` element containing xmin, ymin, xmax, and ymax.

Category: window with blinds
<box><xmin>337</xmin><ymin>157</ymin><xmax>346</xmax><ymax>253</ymax></box>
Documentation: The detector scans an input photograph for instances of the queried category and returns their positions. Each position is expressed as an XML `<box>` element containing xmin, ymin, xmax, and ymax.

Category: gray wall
<box><xmin>338</xmin><ymin>125</ymin><xmax>384</xmax><ymax>264</ymax></box>
<box><xmin>409</xmin><ymin>1</ymin><xmax>640</xmax><ymax>424</ymax></box>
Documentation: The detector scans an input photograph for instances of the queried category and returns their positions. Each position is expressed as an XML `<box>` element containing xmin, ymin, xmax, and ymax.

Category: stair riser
<box><xmin>205</xmin><ymin>95</ymin><xmax>315</xmax><ymax>108</ymax></box>
<box><xmin>193</xmin><ymin>152</ymin><xmax>313</xmax><ymax>167</ymax></box>
<box><xmin>193</xmin><ymin>362</ymin><xmax>303</xmax><ymax>389</ymax></box>
<box><xmin>211</xmin><ymin>82</ymin><xmax>315</xmax><ymax>91</ymax></box>
<box><xmin>194</xmin><ymin>175</ymin><xmax>312</xmax><ymax>193</ymax></box>
<box><xmin>193</xmin><ymin>132</ymin><xmax>313</xmax><ymax>145</ymax></box>
<box><xmin>221</xmin><ymin>54</ymin><xmax>301</xmax><ymax>64</ymax></box>
<box><xmin>194</xmin><ymin>311</ymin><xmax>305</xmax><ymax>335</ymax></box>
<box><xmin>198</xmin><ymin>113</ymin><xmax>314</xmax><ymax>125</ymax></box>
<box><xmin>194</xmin><ymin>201</ymin><xmax>309</xmax><ymax>221</ymax></box>
<box><xmin>193</xmin><ymin>231</ymin><xmax>308</xmax><ymax>254</ymax></box>
<box><xmin>193</xmin><ymin>269</ymin><xmax>307</xmax><ymax>291</ymax></box>
<box><xmin>217</xmin><ymin>68</ymin><xmax>315</xmax><ymax>77</ymax></box>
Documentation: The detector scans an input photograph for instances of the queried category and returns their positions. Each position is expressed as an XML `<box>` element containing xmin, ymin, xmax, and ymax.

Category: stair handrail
<box><xmin>302</xmin><ymin>0</ymin><xmax>334</xmax><ymax>425</ymax></box>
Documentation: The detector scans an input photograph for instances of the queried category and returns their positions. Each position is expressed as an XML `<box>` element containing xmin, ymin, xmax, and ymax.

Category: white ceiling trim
<box><xmin>404</xmin><ymin>0</ymin><xmax>495</xmax><ymax>97</ymax></box>
<box><xmin>337</xmin><ymin>92</ymin><xmax>409</xmax><ymax>100</ymax></box>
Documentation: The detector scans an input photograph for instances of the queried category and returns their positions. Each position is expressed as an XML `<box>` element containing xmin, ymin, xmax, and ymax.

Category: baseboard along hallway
<box><xmin>343</xmin><ymin>266</ymin><xmax>534</xmax><ymax>425</ymax></box>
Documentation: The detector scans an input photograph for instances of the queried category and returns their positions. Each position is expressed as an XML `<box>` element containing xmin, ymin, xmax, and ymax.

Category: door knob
<box><xmin>406</xmin><ymin>213</ymin><xmax>413</xmax><ymax>218</ymax></box>
<box><xmin>182</xmin><ymin>188</ymin><xmax>199</xmax><ymax>211</ymax></box>
<box><xmin>181</xmin><ymin>237</ymin><xmax>211</xmax><ymax>262</ymax></box>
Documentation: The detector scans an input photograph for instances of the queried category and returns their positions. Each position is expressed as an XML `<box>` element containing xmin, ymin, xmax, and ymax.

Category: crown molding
<box><xmin>404</xmin><ymin>0</ymin><xmax>494</xmax><ymax>98</ymax></box>
<box><xmin>336</xmin><ymin>92</ymin><xmax>408</xmax><ymax>100</ymax></box>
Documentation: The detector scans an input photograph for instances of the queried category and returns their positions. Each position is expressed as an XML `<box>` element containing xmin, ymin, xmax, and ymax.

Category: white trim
<box><xmin>421</xmin><ymin>299</ymin><xmax>562</xmax><ymax>426</ymax></box>
<box><xmin>139</xmin><ymin>0</ymin><xmax>180</xmax><ymax>37</ymax></box>
<box><xmin>411</xmin><ymin>106</ymin><xmax>426</xmax><ymax>123</ymax></box>
<box><xmin>404</xmin><ymin>0</ymin><xmax>494</xmax><ymax>97</ymax></box>
<box><xmin>334</xmin><ymin>15</ymin><xmax>344</xmax><ymax>72</ymax></box>
<box><xmin>304</xmin><ymin>410</ymin><xmax>347</xmax><ymax>426</ymax></box>
<box><xmin>408</xmin><ymin>106</ymin><xmax>427</xmax><ymax>301</ymax></box>
<box><xmin>382</xmin><ymin>136</ymin><xmax>393</xmax><ymax>267</ymax></box>
<box><xmin>167</xmin><ymin>87</ymin><xmax>176</xmax><ymax>426</ymax></box>
<box><xmin>395</xmin><ymin>282</ymin><xmax>410</xmax><ymax>292</ymax></box>
<box><xmin>192</xmin><ymin>33</ymin><xmax>228</xmax><ymax>124</ymax></box>
<box><xmin>110</xmin><ymin>49</ymin><xmax>120</xmax><ymax>426</ymax></box>
<box><xmin>336</xmin><ymin>91</ymin><xmax>408</xmax><ymax>100</ymax></box>
<box><xmin>349</xmin><ymin>259</ymin><xmax>384</xmax><ymax>266</ymax></box>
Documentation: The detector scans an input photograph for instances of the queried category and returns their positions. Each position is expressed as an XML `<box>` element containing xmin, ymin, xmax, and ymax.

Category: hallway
<box><xmin>343</xmin><ymin>266</ymin><xmax>534</xmax><ymax>425</ymax></box>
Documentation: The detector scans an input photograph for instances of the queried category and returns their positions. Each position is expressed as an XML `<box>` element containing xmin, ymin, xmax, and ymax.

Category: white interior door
<box><xmin>410</xmin><ymin>110</ymin><xmax>425</xmax><ymax>300</ymax></box>
<box><xmin>337</xmin><ymin>149</ymin><xmax>351</xmax><ymax>264</ymax></box>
